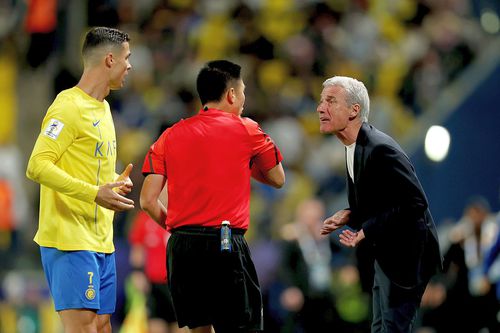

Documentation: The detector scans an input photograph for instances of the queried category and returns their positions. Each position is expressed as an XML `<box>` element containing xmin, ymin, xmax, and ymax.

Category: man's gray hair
<box><xmin>323</xmin><ymin>76</ymin><xmax>370</xmax><ymax>122</ymax></box>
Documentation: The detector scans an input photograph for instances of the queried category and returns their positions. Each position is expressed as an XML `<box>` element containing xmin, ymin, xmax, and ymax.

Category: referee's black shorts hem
<box><xmin>167</xmin><ymin>226</ymin><xmax>264</xmax><ymax>331</ymax></box>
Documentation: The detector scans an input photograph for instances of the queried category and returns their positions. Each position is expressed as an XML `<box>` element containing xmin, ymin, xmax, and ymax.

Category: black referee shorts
<box><xmin>147</xmin><ymin>283</ymin><xmax>177</xmax><ymax>323</ymax></box>
<box><xmin>167</xmin><ymin>226</ymin><xmax>263</xmax><ymax>332</ymax></box>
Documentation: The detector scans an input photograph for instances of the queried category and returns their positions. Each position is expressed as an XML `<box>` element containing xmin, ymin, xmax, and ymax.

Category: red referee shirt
<box><xmin>142</xmin><ymin>108</ymin><xmax>283</xmax><ymax>231</ymax></box>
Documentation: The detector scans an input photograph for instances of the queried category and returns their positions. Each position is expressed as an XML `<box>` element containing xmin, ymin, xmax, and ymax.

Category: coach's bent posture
<box><xmin>318</xmin><ymin>76</ymin><xmax>442</xmax><ymax>333</ymax></box>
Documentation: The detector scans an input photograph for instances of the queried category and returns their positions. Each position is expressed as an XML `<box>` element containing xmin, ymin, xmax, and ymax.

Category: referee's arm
<box><xmin>140</xmin><ymin>174</ymin><xmax>167</xmax><ymax>228</ymax></box>
<box><xmin>251</xmin><ymin>162</ymin><xmax>285</xmax><ymax>189</ymax></box>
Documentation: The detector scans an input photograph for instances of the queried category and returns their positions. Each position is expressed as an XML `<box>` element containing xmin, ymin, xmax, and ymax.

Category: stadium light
<box><xmin>481</xmin><ymin>9</ymin><xmax>500</xmax><ymax>34</ymax></box>
<box><xmin>425</xmin><ymin>125</ymin><xmax>450</xmax><ymax>162</ymax></box>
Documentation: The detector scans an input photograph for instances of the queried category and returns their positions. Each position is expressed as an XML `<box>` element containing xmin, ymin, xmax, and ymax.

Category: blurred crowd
<box><xmin>0</xmin><ymin>0</ymin><xmax>499</xmax><ymax>332</ymax></box>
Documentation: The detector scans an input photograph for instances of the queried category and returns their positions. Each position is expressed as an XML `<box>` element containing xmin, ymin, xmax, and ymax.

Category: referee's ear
<box><xmin>227</xmin><ymin>87</ymin><xmax>236</xmax><ymax>105</ymax></box>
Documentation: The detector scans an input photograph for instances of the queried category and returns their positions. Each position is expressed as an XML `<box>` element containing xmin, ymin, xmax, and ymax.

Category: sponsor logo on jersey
<box><xmin>85</xmin><ymin>287</ymin><xmax>96</xmax><ymax>300</ymax></box>
<box><xmin>94</xmin><ymin>140</ymin><xmax>116</xmax><ymax>157</ymax></box>
<box><xmin>43</xmin><ymin>119</ymin><xmax>64</xmax><ymax>139</ymax></box>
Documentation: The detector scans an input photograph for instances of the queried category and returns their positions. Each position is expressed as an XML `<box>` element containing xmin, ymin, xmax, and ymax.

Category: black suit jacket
<box><xmin>347</xmin><ymin>123</ymin><xmax>442</xmax><ymax>288</ymax></box>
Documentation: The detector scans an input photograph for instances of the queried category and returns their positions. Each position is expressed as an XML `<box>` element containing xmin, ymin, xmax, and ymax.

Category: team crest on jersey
<box><xmin>43</xmin><ymin>118</ymin><xmax>64</xmax><ymax>139</ymax></box>
<box><xmin>85</xmin><ymin>287</ymin><xmax>96</xmax><ymax>300</ymax></box>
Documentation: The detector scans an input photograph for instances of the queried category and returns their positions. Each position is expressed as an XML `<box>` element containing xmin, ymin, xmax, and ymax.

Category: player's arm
<box><xmin>140</xmin><ymin>174</ymin><xmax>167</xmax><ymax>228</ymax></box>
<box><xmin>26</xmin><ymin>106</ymin><xmax>100</xmax><ymax>203</ymax></box>
<box><xmin>26</xmin><ymin>105</ymin><xmax>134</xmax><ymax>211</ymax></box>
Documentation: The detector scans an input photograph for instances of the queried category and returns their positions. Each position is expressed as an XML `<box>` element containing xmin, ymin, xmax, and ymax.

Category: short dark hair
<box><xmin>196</xmin><ymin>60</ymin><xmax>241</xmax><ymax>105</ymax></box>
<box><xmin>82</xmin><ymin>27</ymin><xmax>130</xmax><ymax>57</ymax></box>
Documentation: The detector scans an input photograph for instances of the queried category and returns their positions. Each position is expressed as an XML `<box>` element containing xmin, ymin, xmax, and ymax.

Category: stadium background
<box><xmin>0</xmin><ymin>0</ymin><xmax>499</xmax><ymax>332</ymax></box>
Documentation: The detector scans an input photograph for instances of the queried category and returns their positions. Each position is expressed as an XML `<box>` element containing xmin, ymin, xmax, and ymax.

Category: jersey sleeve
<box><xmin>242</xmin><ymin>117</ymin><xmax>283</xmax><ymax>171</ymax></box>
<box><xmin>26</xmin><ymin>99</ymin><xmax>99</xmax><ymax>203</ymax></box>
<box><xmin>142</xmin><ymin>128</ymin><xmax>169</xmax><ymax>177</ymax></box>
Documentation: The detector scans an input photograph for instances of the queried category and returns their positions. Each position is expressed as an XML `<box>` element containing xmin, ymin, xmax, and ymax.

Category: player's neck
<box><xmin>77</xmin><ymin>69</ymin><xmax>110</xmax><ymax>102</ymax></box>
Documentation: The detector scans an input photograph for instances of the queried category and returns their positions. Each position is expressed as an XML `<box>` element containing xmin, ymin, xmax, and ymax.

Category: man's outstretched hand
<box><xmin>339</xmin><ymin>229</ymin><xmax>365</xmax><ymax>248</ymax></box>
<box><xmin>320</xmin><ymin>209</ymin><xmax>351</xmax><ymax>235</ymax></box>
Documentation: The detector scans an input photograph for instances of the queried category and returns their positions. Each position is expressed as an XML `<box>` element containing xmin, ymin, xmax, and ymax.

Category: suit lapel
<box><xmin>354</xmin><ymin>123</ymin><xmax>369</xmax><ymax>185</ymax></box>
<box><xmin>354</xmin><ymin>142</ymin><xmax>363</xmax><ymax>184</ymax></box>
<box><xmin>351</xmin><ymin>146</ymin><xmax>362</xmax><ymax>208</ymax></box>
<box><xmin>347</xmin><ymin>167</ymin><xmax>356</xmax><ymax>207</ymax></box>
<box><xmin>351</xmin><ymin>123</ymin><xmax>370</xmax><ymax>208</ymax></box>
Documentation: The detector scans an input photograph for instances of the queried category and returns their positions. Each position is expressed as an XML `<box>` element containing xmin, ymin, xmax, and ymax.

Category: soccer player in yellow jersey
<box><xmin>26</xmin><ymin>27</ymin><xmax>134</xmax><ymax>333</ymax></box>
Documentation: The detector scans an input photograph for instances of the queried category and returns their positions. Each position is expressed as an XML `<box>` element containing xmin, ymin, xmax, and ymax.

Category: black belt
<box><xmin>171</xmin><ymin>225</ymin><xmax>246</xmax><ymax>236</ymax></box>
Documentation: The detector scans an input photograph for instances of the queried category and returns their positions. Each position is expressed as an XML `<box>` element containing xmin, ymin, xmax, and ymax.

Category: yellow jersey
<box><xmin>27</xmin><ymin>87</ymin><xmax>118</xmax><ymax>253</ymax></box>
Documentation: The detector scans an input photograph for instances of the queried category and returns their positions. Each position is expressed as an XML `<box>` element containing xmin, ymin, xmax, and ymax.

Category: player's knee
<box><xmin>96</xmin><ymin>314</ymin><xmax>112</xmax><ymax>333</ymax></box>
<box><xmin>59</xmin><ymin>309</ymin><xmax>98</xmax><ymax>333</ymax></box>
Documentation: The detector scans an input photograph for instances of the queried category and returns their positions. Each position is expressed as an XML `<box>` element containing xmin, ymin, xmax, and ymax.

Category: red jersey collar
<box><xmin>199</xmin><ymin>107</ymin><xmax>224</xmax><ymax>114</ymax></box>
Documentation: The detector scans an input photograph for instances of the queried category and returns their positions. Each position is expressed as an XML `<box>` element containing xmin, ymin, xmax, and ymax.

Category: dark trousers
<box><xmin>371</xmin><ymin>261</ymin><xmax>427</xmax><ymax>333</ymax></box>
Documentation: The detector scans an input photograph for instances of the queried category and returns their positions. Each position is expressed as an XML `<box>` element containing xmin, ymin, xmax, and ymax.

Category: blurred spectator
<box><xmin>0</xmin><ymin>38</ymin><xmax>18</xmax><ymax>145</ymax></box>
<box><xmin>127</xmin><ymin>207</ymin><xmax>182</xmax><ymax>333</ymax></box>
<box><xmin>331</xmin><ymin>263</ymin><xmax>371</xmax><ymax>333</ymax></box>
<box><xmin>24</xmin><ymin>0</ymin><xmax>57</xmax><ymax>68</ymax></box>
<box><xmin>87</xmin><ymin>0</ymin><xmax>119</xmax><ymax>28</ymax></box>
<box><xmin>275</xmin><ymin>198</ymin><xmax>341</xmax><ymax>332</ymax></box>
<box><xmin>0</xmin><ymin>145</ymin><xmax>30</xmax><ymax>267</ymax></box>
<box><xmin>449</xmin><ymin>196</ymin><xmax>497</xmax><ymax>296</ymax></box>
<box><xmin>482</xmin><ymin>220</ymin><xmax>500</xmax><ymax>301</ymax></box>
<box><xmin>1</xmin><ymin>270</ymin><xmax>61</xmax><ymax>333</ymax></box>
<box><xmin>422</xmin><ymin>196</ymin><xmax>499</xmax><ymax>332</ymax></box>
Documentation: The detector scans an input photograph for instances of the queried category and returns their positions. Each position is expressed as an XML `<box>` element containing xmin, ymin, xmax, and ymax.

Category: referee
<box><xmin>140</xmin><ymin>60</ymin><xmax>285</xmax><ymax>333</ymax></box>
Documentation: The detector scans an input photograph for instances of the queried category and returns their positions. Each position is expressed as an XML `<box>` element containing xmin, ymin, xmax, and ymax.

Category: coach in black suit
<box><xmin>318</xmin><ymin>76</ymin><xmax>442</xmax><ymax>333</ymax></box>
